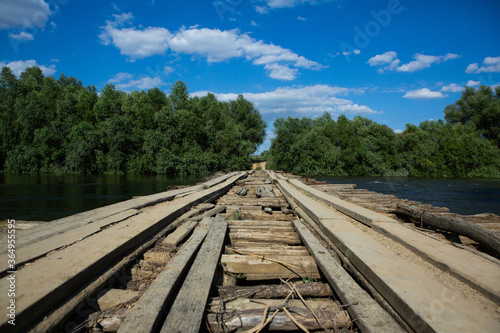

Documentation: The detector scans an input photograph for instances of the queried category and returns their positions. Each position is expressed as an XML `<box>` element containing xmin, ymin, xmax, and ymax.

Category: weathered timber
<box><xmin>221</xmin><ymin>254</ymin><xmax>320</xmax><ymax>280</ymax></box>
<box><xmin>0</xmin><ymin>172</ymin><xmax>245</xmax><ymax>333</ymax></box>
<box><xmin>207</xmin><ymin>299</ymin><xmax>350</xmax><ymax>332</ymax></box>
<box><xmin>191</xmin><ymin>205</ymin><xmax>226</xmax><ymax>221</ymax></box>
<box><xmin>395</xmin><ymin>203</ymin><xmax>500</xmax><ymax>257</ymax></box>
<box><xmin>26</xmin><ymin>206</ymin><xmax>200</xmax><ymax>333</ymax></box>
<box><xmin>229</xmin><ymin>230</ymin><xmax>301</xmax><ymax>245</ymax></box>
<box><xmin>0</xmin><ymin>209</ymin><xmax>139</xmax><ymax>274</ymax></box>
<box><xmin>117</xmin><ymin>217</ymin><xmax>215</xmax><ymax>333</ymax></box>
<box><xmin>293</xmin><ymin>219</ymin><xmax>404</xmax><ymax>333</ymax></box>
<box><xmin>161</xmin><ymin>221</ymin><xmax>198</xmax><ymax>247</ymax></box>
<box><xmin>236</xmin><ymin>187</ymin><xmax>249</xmax><ymax>196</ymax></box>
<box><xmin>228</xmin><ymin>220</ymin><xmax>292</xmax><ymax>227</ymax></box>
<box><xmin>284</xmin><ymin>173</ymin><xmax>500</xmax><ymax>305</ymax></box>
<box><xmin>275</xmin><ymin>175</ymin><xmax>500</xmax><ymax>332</ymax></box>
<box><xmin>225</xmin><ymin>245</ymin><xmax>309</xmax><ymax>256</ymax></box>
<box><xmin>160</xmin><ymin>214</ymin><xmax>228</xmax><ymax>333</ymax></box>
<box><xmin>215</xmin><ymin>283</ymin><xmax>333</xmax><ymax>302</ymax></box>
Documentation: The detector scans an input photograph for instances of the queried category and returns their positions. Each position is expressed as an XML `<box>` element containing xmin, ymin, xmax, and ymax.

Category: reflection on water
<box><xmin>315</xmin><ymin>177</ymin><xmax>500</xmax><ymax>215</ymax></box>
<box><xmin>0</xmin><ymin>174</ymin><xmax>202</xmax><ymax>222</ymax></box>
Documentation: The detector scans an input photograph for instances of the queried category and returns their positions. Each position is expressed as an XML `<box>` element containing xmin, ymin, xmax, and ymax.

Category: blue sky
<box><xmin>1</xmin><ymin>0</ymin><xmax>499</xmax><ymax>153</ymax></box>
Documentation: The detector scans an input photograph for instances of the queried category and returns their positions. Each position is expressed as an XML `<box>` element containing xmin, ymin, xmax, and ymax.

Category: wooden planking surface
<box><xmin>160</xmin><ymin>214</ymin><xmax>228</xmax><ymax>333</ymax></box>
<box><xmin>0</xmin><ymin>172</ymin><xmax>245</xmax><ymax>332</ymax></box>
<box><xmin>117</xmin><ymin>217</ymin><xmax>215</xmax><ymax>333</ymax></box>
<box><xmin>293</xmin><ymin>219</ymin><xmax>404</xmax><ymax>333</ymax></box>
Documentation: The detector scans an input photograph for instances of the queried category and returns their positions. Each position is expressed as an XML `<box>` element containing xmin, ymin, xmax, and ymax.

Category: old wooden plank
<box><xmin>229</xmin><ymin>230</ymin><xmax>301</xmax><ymax>245</ymax></box>
<box><xmin>160</xmin><ymin>214</ymin><xmax>228</xmax><ymax>333</ymax></box>
<box><xmin>0</xmin><ymin>209</ymin><xmax>139</xmax><ymax>274</ymax></box>
<box><xmin>161</xmin><ymin>221</ymin><xmax>198</xmax><ymax>247</ymax></box>
<box><xmin>221</xmin><ymin>254</ymin><xmax>320</xmax><ymax>280</ymax></box>
<box><xmin>292</xmin><ymin>219</ymin><xmax>404</xmax><ymax>333</ymax></box>
<box><xmin>117</xmin><ymin>217</ymin><xmax>215</xmax><ymax>333</ymax></box>
<box><xmin>225</xmin><ymin>245</ymin><xmax>309</xmax><ymax>256</ymax></box>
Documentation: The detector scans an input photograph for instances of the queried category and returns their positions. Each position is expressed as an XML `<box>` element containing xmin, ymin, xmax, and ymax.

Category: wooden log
<box><xmin>117</xmin><ymin>216</ymin><xmax>215</xmax><ymax>333</ymax></box>
<box><xmin>206</xmin><ymin>302</ymin><xmax>350</xmax><ymax>332</ymax></box>
<box><xmin>161</xmin><ymin>214</ymin><xmax>228</xmax><ymax>333</ymax></box>
<box><xmin>229</xmin><ymin>230</ymin><xmax>301</xmax><ymax>245</ymax></box>
<box><xmin>191</xmin><ymin>205</ymin><xmax>226</xmax><ymax>221</ymax></box>
<box><xmin>225</xmin><ymin>245</ymin><xmax>308</xmax><ymax>256</ymax></box>
<box><xmin>395</xmin><ymin>203</ymin><xmax>500</xmax><ymax>256</ymax></box>
<box><xmin>236</xmin><ymin>187</ymin><xmax>248</xmax><ymax>196</ymax></box>
<box><xmin>161</xmin><ymin>221</ymin><xmax>198</xmax><ymax>247</ymax></box>
<box><xmin>221</xmin><ymin>254</ymin><xmax>320</xmax><ymax>280</ymax></box>
<box><xmin>216</xmin><ymin>283</ymin><xmax>333</xmax><ymax>302</ymax></box>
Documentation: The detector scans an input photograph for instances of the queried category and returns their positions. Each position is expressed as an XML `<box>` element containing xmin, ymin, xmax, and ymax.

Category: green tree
<box><xmin>444</xmin><ymin>85</ymin><xmax>500</xmax><ymax>148</ymax></box>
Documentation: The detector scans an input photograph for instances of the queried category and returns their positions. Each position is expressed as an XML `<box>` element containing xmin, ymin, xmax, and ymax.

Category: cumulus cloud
<box><xmin>0</xmin><ymin>59</ymin><xmax>56</xmax><ymax>76</ymax></box>
<box><xmin>367</xmin><ymin>51</ymin><xmax>400</xmax><ymax>73</ymax></box>
<box><xmin>403</xmin><ymin>88</ymin><xmax>447</xmax><ymax>100</ymax></box>
<box><xmin>397</xmin><ymin>53</ymin><xmax>461</xmax><ymax>72</ymax></box>
<box><xmin>99</xmin><ymin>12</ymin><xmax>322</xmax><ymax>80</ymax></box>
<box><xmin>440</xmin><ymin>83</ymin><xmax>463</xmax><ymax>93</ymax></box>
<box><xmin>0</xmin><ymin>0</ymin><xmax>52</xmax><ymax>30</ymax></box>
<box><xmin>108</xmin><ymin>72</ymin><xmax>165</xmax><ymax>92</ymax></box>
<box><xmin>8</xmin><ymin>31</ymin><xmax>34</xmax><ymax>41</ymax></box>
<box><xmin>368</xmin><ymin>51</ymin><xmax>461</xmax><ymax>73</ymax></box>
<box><xmin>466</xmin><ymin>80</ymin><xmax>480</xmax><ymax>87</ymax></box>
<box><xmin>465</xmin><ymin>57</ymin><xmax>500</xmax><ymax>74</ymax></box>
<box><xmin>193</xmin><ymin>84</ymin><xmax>378</xmax><ymax>116</ymax></box>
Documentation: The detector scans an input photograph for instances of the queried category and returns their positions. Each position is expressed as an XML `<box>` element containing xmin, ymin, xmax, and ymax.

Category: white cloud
<box><xmin>8</xmin><ymin>31</ymin><xmax>34</xmax><ymax>41</ymax></box>
<box><xmin>394</xmin><ymin>129</ymin><xmax>403</xmax><ymax>134</ymax></box>
<box><xmin>251</xmin><ymin>20</ymin><xmax>258</xmax><ymax>26</ymax></box>
<box><xmin>193</xmin><ymin>84</ymin><xmax>377</xmax><ymax>116</ymax></box>
<box><xmin>0</xmin><ymin>0</ymin><xmax>52</xmax><ymax>30</ymax></box>
<box><xmin>465</xmin><ymin>56</ymin><xmax>500</xmax><ymax>74</ymax></box>
<box><xmin>369</xmin><ymin>52</ymin><xmax>461</xmax><ymax>73</ymax></box>
<box><xmin>403</xmin><ymin>88</ymin><xmax>447</xmax><ymax>100</ymax></box>
<box><xmin>441</xmin><ymin>83</ymin><xmax>463</xmax><ymax>93</ymax></box>
<box><xmin>99</xmin><ymin>13</ymin><xmax>171</xmax><ymax>60</ymax></box>
<box><xmin>367</xmin><ymin>51</ymin><xmax>400</xmax><ymax>73</ymax></box>
<box><xmin>466</xmin><ymin>80</ymin><xmax>480</xmax><ymax>87</ymax></box>
<box><xmin>367</xmin><ymin>51</ymin><xmax>397</xmax><ymax>66</ymax></box>
<box><xmin>397</xmin><ymin>53</ymin><xmax>461</xmax><ymax>72</ymax></box>
<box><xmin>108</xmin><ymin>72</ymin><xmax>165</xmax><ymax>92</ymax></box>
<box><xmin>297</xmin><ymin>16</ymin><xmax>307</xmax><ymax>21</ymax></box>
<box><xmin>100</xmin><ymin>13</ymin><xmax>322</xmax><ymax>80</ymax></box>
<box><xmin>255</xmin><ymin>0</ymin><xmax>333</xmax><ymax>12</ymax></box>
<box><xmin>264</xmin><ymin>63</ymin><xmax>298</xmax><ymax>80</ymax></box>
<box><xmin>0</xmin><ymin>59</ymin><xmax>56</xmax><ymax>76</ymax></box>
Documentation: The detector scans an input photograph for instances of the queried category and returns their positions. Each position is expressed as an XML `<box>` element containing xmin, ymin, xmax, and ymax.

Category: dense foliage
<box><xmin>0</xmin><ymin>66</ymin><xmax>266</xmax><ymax>175</ymax></box>
<box><xmin>268</xmin><ymin>86</ymin><xmax>500</xmax><ymax>178</ymax></box>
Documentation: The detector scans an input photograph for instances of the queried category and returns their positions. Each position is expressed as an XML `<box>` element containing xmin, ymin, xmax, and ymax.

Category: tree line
<box><xmin>0</xmin><ymin>66</ymin><xmax>266</xmax><ymax>175</ymax></box>
<box><xmin>266</xmin><ymin>86</ymin><xmax>500</xmax><ymax>178</ymax></box>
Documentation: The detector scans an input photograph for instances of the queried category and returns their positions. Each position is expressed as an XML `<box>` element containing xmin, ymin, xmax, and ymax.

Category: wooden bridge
<box><xmin>1</xmin><ymin>170</ymin><xmax>499</xmax><ymax>332</ymax></box>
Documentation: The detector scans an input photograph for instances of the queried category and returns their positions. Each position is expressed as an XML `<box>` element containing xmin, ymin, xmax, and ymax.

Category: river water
<box><xmin>315</xmin><ymin>177</ymin><xmax>500</xmax><ymax>215</ymax></box>
<box><xmin>1</xmin><ymin>174</ymin><xmax>499</xmax><ymax>221</ymax></box>
<box><xmin>0</xmin><ymin>174</ymin><xmax>202</xmax><ymax>222</ymax></box>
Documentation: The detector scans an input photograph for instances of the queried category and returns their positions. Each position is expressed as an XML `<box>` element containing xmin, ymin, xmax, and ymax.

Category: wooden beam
<box><xmin>292</xmin><ymin>219</ymin><xmax>404</xmax><ymax>333</ymax></box>
<box><xmin>117</xmin><ymin>217</ymin><xmax>215</xmax><ymax>333</ymax></box>
<box><xmin>160</xmin><ymin>214</ymin><xmax>228</xmax><ymax>333</ymax></box>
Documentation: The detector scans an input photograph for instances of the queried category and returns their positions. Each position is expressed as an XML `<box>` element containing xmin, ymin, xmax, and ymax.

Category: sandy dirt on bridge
<box><xmin>252</xmin><ymin>161</ymin><xmax>267</xmax><ymax>170</ymax></box>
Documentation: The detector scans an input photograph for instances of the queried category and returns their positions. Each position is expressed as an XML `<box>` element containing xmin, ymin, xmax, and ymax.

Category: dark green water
<box><xmin>0</xmin><ymin>174</ymin><xmax>202</xmax><ymax>221</ymax></box>
<box><xmin>2</xmin><ymin>174</ymin><xmax>499</xmax><ymax>221</ymax></box>
<box><xmin>316</xmin><ymin>177</ymin><xmax>500</xmax><ymax>215</ymax></box>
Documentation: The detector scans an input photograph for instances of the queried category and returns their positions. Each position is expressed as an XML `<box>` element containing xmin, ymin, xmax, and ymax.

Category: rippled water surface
<box><xmin>315</xmin><ymin>177</ymin><xmax>500</xmax><ymax>215</ymax></box>
<box><xmin>1</xmin><ymin>174</ymin><xmax>202</xmax><ymax>221</ymax></box>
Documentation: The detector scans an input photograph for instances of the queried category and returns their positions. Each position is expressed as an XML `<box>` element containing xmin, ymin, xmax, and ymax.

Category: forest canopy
<box><xmin>0</xmin><ymin>66</ymin><xmax>266</xmax><ymax>175</ymax></box>
<box><xmin>267</xmin><ymin>86</ymin><xmax>500</xmax><ymax>178</ymax></box>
